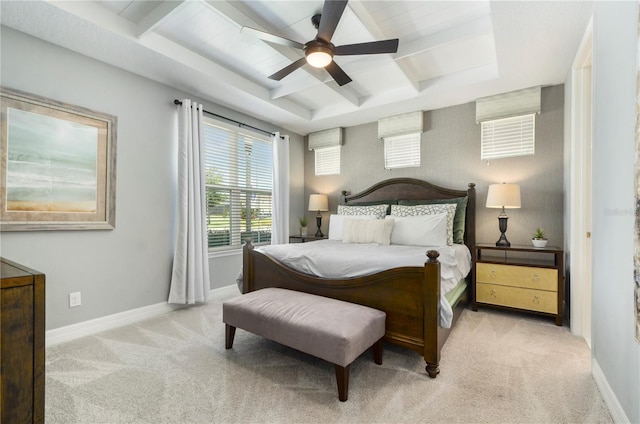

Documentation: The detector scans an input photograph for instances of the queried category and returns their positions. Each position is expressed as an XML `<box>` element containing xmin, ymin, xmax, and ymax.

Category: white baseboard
<box><xmin>592</xmin><ymin>358</ymin><xmax>631</xmax><ymax>424</ymax></box>
<box><xmin>46</xmin><ymin>284</ymin><xmax>239</xmax><ymax>346</ymax></box>
<box><xmin>208</xmin><ymin>283</ymin><xmax>240</xmax><ymax>300</ymax></box>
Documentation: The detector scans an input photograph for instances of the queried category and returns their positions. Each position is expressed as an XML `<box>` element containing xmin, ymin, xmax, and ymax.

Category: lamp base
<box><xmin>315</xmin><ymin>214</ymin><xmax>323</xmax><ymax>238</ymax></box>
<box><xmin>495</xmin><ymin>215</ymin><xmax>510</xmax><ymax>247</ymax></box>
<box><xmin>495</xmin><ymin>235</ymin><xmax>511</xmax><ymax>247</ymax></box>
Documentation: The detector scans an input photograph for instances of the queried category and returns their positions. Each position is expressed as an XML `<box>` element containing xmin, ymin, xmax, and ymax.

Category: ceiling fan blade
<box><xmin>325</xmin><ymin>60</ymin><xmax>352</xmax><ymax>86</ymax></box>
<box><xmin>241</xmin><ymin>26</ymin><xmax>305</xmax><ymax>50</ymax></box>
<box><xmin>268</xmin><ymin>58</ymin><xmax>308</xmax><ymax>81</ymax></box>
<box><xmin>317</xmin><ymin>0</ymin><xmax>348</xmax><ymax>43</ymax></box>
<box><xmin>335</xmin><ymin>39</ymin><xmax>399</xmax><ymax>56</ymax></box>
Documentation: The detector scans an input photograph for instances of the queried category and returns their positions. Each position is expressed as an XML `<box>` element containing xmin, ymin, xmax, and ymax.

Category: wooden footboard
<box><xmin>242</xmin><ymin>177</ymin><xmax>475</xmax><ymax>377</ymax></box>
<box><xmin>243</xmin><ymin>240</ymin><xmax>445</xmax><ymax>376</ymax></box>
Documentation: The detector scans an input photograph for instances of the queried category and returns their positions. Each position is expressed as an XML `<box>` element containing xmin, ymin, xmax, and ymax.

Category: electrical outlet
<box><xmin>69</xmin><ymin>292</ymin><xmax>81</xmax><ymax>308</ymax></box>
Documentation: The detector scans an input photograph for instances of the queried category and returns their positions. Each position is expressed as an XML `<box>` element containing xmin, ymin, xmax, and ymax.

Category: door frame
<box><xmin>568</xmin><ymin>18</ymin><xmax>593</xmax><ymax>342</ymax></box>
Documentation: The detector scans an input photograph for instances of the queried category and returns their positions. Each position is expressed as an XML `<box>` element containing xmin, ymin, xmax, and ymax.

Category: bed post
<box><xmin>243</xmin><ymin>238</ymin><xmax>255</xmax><ymax>294</ymax></box>
<box><xmin>340</xmin><ymin>190</ymin><xmax>349</xmax><ymax>205</ymax></box>
<box><xmin>423</xmin><ymin>250</ymin><xmax>441</xmax><ymax>378</ymax></box>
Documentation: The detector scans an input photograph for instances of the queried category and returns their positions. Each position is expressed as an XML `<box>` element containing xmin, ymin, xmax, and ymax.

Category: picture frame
<box><xmin>0</xmin><ymin>87</ymin><xmax>117</xmax><ymax>231</ymax></box>
<box><xmin>635</xmin><ymin>8</ymin><xmax>640</xmax><ymax>343</ymax></box>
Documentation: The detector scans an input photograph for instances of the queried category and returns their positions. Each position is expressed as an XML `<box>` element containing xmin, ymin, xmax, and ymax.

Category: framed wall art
<box><xmin>635</xmin><ymin>7</ymin><xmax>640</xmax><ymax>343</ymax></box>
<box><xmin>0</xmin><ymin>87</ymin><xmax>117</xmax><ymax>231</ymax></box>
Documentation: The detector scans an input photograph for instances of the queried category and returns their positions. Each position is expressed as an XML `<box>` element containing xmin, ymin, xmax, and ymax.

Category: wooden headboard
<box><xmin>340</xmin><ymin>177</ymin><xmax>476</xmax><ymax>253</ymax></box>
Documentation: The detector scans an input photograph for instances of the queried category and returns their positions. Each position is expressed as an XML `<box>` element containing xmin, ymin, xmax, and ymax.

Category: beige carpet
<box><xmin>46</xmin><ymin>291</ymin><xmax>612</xmax><ymax>423</ymax></box>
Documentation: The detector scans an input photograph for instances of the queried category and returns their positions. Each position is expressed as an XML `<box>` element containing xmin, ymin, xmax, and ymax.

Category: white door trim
<box><xmin>568</xmin><ymin>17</ymin><xmax>593</xmax><ymax>342</ymax></box>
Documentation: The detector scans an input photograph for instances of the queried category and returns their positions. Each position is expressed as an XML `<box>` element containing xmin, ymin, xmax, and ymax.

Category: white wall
<box><xmin>591</xmin><ymin>2</ymin><xmax>640</xmax><ymax>423</ymax></box>
<box><xmin>0</xmin><ymin>27</ymin><xmax>304</xmax><ymax>330</ymax></box>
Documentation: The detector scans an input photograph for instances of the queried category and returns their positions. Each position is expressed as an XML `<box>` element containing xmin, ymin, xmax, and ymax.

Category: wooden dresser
<box><xmin>1</xmin><ymin>257</ymin><xmax>45</xmax><ymax>424</ymax></box>
<box><xmin>472</xmin><ymin>244</ymin><xmax>564</xmax><ymax>326</ymax></box>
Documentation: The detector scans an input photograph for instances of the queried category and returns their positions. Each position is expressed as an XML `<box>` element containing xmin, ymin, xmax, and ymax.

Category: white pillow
<box><xmin>386</xmin><ymin>213</ymin><xmax>448</xmax><ymax>246</ymax></box>
<box><xmin>328</xmin><ymin>214</ymin><xmax>377</xmax><ymax>241</ymax></box>
<box><xmin>390</xmin><ymin>203</ymin><xmax>457</xmax><ymax>245</ymax></box>
<box><xmin>342</xmin><ymin>218</ymin><xmax>394</xmax><ymax>245</ymax></box>
<box><xmin>337</xmin><ymin>204</ymin><xmax>388</xmax><ymax>219</ymax></box>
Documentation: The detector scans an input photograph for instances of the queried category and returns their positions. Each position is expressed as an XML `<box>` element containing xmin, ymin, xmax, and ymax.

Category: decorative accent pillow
<box><xmin>385</xmin><ymin>213</ymin><xmax>448</xmax><ymax>246</ymax></box>
<box><xmin>328</xmin><ymin>214</ymin><xmax>377</xmax><ymax>241</ymax></box>
<box><xmin>338</xmin><ymin>204</ymin><xmax>388</xmax><ymax>219</ymax></box>
<box><xmin>390</xmin><ymin>203</ymin><xmax>457</xmax><ymax>245</ymax></box>
<box><xmin>342</xmin><ymin>218</ymin><xmax>394</xmax><ymax>245</ymax></box>
<box><xmin>399</xmin><ymin>197</ymin><xmax>468</xmax><ymax>244</ymax></box>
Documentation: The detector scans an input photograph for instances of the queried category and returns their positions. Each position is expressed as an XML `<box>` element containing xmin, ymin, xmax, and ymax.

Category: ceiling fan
<box><xmin>241</xmin><ymin>0</ymin><xmax>399</xmax><ymax>86</ymax></box>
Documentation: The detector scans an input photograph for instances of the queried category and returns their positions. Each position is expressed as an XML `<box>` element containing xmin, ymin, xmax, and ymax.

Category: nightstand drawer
<box><xmin>476</xmin><ymin>283</ymin><xmax>558</xmax><ymax>314</ymax></box>
<box><xmin>476</xmin><ymin>263</ymin><xmax>557</xmax><ymax>292</ymax></box>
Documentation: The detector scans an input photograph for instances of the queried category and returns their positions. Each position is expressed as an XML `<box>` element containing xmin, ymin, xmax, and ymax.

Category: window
<box><xmin>308</xmin><ymin>127</ymin><xmax>342</xmax><ymax>176</ymax></box>
<box><xmin>383</xmin><ymin>132</ymin><xmax>421</xmax><ymax>169</ymax></box>
<box><xmin>203</xmin><ymin>120</ymin><xmax>272</xmax><ymax>250</ymax></box>
<box><xmin>314</xmin><ymin>145</ymin><xmax>341</xmax><ymax>176</ymax></box>
<box><xmin>481</xmin><ymin>113</ymin><xmax>535</xmax><ymax>160</ymax></box>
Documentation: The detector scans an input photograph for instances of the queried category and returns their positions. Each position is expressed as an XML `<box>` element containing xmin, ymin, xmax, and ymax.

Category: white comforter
<box><xmin>249</xmin><ymin>240</ymin><xmax>471</xmax><ymax>328</ymax></box>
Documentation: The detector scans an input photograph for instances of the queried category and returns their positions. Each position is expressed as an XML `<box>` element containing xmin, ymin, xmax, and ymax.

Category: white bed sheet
<box><xmin>252</xmin><ymin>240</ymin><xmax>471</xmax><ymax>328</ymax></box>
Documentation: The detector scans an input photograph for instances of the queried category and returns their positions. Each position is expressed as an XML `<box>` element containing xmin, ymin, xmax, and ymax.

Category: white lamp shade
<box><xmin>486</xmin><ymin>183</ymin><xmax>521</xmax><ymax>208</ymax></box>
<box><xmin>308</xmin><ymin>194</ymin><xmax>329</xmax><ymax>212</ymax></box>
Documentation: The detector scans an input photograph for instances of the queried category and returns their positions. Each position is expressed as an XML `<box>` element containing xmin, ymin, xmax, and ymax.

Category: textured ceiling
<box><xmin>0</xmin><ymin>0</ymin><xmax>593</xmax><ymax>135</ymax></box>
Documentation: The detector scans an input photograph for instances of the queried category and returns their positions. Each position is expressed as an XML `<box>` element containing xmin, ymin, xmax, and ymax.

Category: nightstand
<box><xmin>472</xmin><ymin>243</ymin><xmax>564</xmax><ymax>326</ymax></box>
<box><xmin>289</xmin><ymin>235</ymin><xmax>327</xmax><ymax>243</ymax></box>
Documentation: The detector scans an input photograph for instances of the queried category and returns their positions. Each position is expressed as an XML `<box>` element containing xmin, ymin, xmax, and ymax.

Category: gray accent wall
<box><xmin>304</xmin><ymin>85</ymin><xmax>565</xmax><ymax>249</ymax></box>
<box><xmin>0</xmin><ymin>27</ymin><xmax>304</xmax><ymax>330</ymax></box>
<box><xmin>591</xmin><ymin>2</ymin><xmax>640</xmax><ymax>422</ymax></box>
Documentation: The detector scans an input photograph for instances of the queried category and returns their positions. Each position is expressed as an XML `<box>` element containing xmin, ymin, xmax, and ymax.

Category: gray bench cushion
<box><xmin>223</xmin><ymin>288</ymin><xmax>386</xmax><ymax>367</ymax></box>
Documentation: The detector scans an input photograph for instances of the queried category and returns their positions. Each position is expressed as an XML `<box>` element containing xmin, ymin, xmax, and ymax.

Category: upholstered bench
<box><xmin>223</xmin><ymin>288</ymin><xmax>386</xmax><ymax>401</ymax></box>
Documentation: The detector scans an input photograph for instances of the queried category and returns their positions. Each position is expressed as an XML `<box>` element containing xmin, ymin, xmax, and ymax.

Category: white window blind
<box><xmin>383</xmin><ymin>132</ymin><xmax>421</xmax><ymax>169</ymax></box>
<box><xmin>314</xmin><ymin>145</ymin><xmax>341</xmax><ymax>176</ymax></box>
<box><xmin>202</xmin><ymin>120</ymin><xmax>272</xmax><ymax>250</ymax></box>
<box><xmin>481</xmin><ymin>113</ymin><xmax>535</xmax><ymax>160</ymax></box>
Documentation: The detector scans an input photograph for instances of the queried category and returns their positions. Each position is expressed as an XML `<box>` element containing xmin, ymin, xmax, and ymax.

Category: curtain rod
<box><xmin>173</xmin><ymin>100</ymin><xmax>283</xmax><ymax>139</ymax></box>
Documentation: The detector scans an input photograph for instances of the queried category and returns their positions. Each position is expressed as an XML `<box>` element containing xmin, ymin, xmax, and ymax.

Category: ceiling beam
<box><xmin>418</xmin><ymin>62</ymin><xmax>500</xmax><ymax>93</ymax></box>
<box><xmin>395</xmin><ymin>16</ymin><xmax>494</xmax><ymax>60</ymax></box>
<box><xmin>135</xmin><ymin>0</ymin><xmax>187</xmax><ymax>38</ymax></box>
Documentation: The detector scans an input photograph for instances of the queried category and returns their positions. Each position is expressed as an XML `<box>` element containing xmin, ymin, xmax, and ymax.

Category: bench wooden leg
<box><xmin>225</xmin><ymin>324</ymin><xmax>236</xmax><ymax>349</ymax></box>
<box><xmin>372</xmin><ymin>338</ymin><xmax>383</xmax><ymax>365</ymax></box>
<box><xmin>334</xmin><ymin>364</ymin><xmax>350</xmax><ymax>402</ymax></box>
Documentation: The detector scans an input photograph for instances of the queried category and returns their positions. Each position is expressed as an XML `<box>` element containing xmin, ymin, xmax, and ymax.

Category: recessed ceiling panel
<box><xmin>400</xmin><ymin>34</ymin><xmax>496</xmax><ymax>82</ymax></box>
<box><xmin>155</xmin><ymin>2</ymin><xmax>288</xmax><ymax>87</ymax></box>
<box><xmin>366</xmin><ymin>1</ymin><xmax>491</xmax><ymax>39</ymax></box>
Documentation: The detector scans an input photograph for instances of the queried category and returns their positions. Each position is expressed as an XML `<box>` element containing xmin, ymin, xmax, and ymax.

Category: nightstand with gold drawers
<box><xmin>472</xmin><ymin>244</ymin><xmax>564</xmax><ymax>326</ymax></box>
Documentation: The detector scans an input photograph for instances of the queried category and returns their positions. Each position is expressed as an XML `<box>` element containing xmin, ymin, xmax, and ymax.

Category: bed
<box><xmin>242</xmin><ymin>177</ymin><xmax>476</xmax><ymax>377</ymax></box>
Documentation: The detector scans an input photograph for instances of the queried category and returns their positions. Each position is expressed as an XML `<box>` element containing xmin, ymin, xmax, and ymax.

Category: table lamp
<box><xmin>486</xmin><ymin>183</ymin><xmax>521</xmax><ymax>247</ymax></box>
<box><xmin>308</xmin><ymin>194</ymin><xmax>329</xmax><ymax>237</ymax></box>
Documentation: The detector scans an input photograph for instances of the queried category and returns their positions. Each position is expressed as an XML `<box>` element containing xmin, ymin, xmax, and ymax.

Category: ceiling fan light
<box><xmin>306</xmin><ymin>51</ymin><xmax>332</xmax><ymax>68</ymax></box>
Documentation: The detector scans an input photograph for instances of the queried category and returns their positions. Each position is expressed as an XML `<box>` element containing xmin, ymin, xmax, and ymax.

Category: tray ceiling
<box><xmin>0</xmin><ymin>0</ymin><xmax>593</xmax><ymax>135</ymax></box>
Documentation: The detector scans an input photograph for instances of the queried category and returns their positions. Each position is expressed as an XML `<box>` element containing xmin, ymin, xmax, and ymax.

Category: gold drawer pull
<box><xmin>532</xmin><ymin>295</ymin><xmax>540</xmax><ymax>304</ymax></box>
<box><xmin>490</xmin><ymin>270</ymin><xmax>497</xmax><ymax>279</ymax></box>
<box><xmin>532</xmin><ymin>273</ymin><xmax>540</xmax><ymax>283</ymax></box>
<box><xmin>490</xmin><ymin>289</ymin><xmax>497</xmax><ymax>298</ymax></box>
